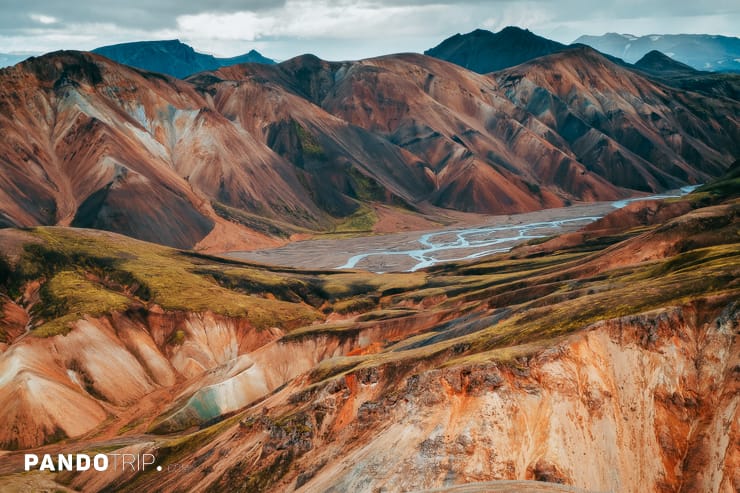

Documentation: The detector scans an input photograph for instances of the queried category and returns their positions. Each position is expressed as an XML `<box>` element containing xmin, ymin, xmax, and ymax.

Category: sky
<box><xmin>0</xmin><ymin>0</ymin><xmax>738</xmax><ymax>61</ymax></box>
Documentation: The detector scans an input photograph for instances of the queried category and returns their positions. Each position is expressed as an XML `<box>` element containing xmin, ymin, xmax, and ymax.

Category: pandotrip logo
<box><xmin>24</xmin><ymin>453</ymin><xmax>160</xmax><ymax>473</ymax></box>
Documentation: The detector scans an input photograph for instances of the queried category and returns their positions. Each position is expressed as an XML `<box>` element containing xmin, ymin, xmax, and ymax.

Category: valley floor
<box><xmin>226</xmin><ymin>188</ymin><xmax>696</xmax><ymax>272</ymax></box>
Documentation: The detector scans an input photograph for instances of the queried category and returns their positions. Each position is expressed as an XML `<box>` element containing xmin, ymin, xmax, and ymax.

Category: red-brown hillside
<box><xmin>0</xmin><ymin>48</ymin><xmax>737</xmax><ymax>247</ymax></box>
<box><xmin>0</xmin><ymin>52</ymin><xmax>325</xmax><ymax>248</ymax></box>
<box><xmin>493</xmin><ymin>46</ymin><xmax>739</xmax><ymax>192</ymax></box>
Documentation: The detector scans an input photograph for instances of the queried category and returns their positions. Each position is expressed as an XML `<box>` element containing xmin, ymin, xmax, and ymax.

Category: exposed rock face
<box><xmin>0</xmin><ymin>310</ymin><xmax>277</xmax><ymax>449</ymax></box>
<box><xmin>253</xmin><ymin>302</ymin><xmax>737</xmax><ymax>493</ymax></box>
<box><xmin>0</xmin><ymin>51</ymin><xmax>322</xmax><ymax>249</ymax></box>
<box><xmin>207</xmin><ymin>50</ymin><xmax>737</xmax><ymax>213</ymax></box>
<box><xmin>17</xmin><ymin>298</ymin><xmax>731</xmax><ymax>493</ymax></box>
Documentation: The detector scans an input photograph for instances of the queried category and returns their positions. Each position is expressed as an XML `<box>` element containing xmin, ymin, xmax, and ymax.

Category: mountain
<box><xmin>202</xmin><ymin>53</ymin><xmax>618</xmax><ymax>213</ymax></box>
<box><xmin>0</xmin><ymin>48</ymin><xmax>737</xmax><ymax>250</ymax></box>
<box><xmin>634</xmin><ymin>49</ymin><xmax>700</xmax><ymax>77</ymax></box>
<box><xmin>634</xmin><ymin>49</ymin><xmax>740</xmax><ymax>100</ymax></box>
<box><xmin>425</xmin><ymin>26</ymin><xmax>567</xmax><ymax>73</ymax></box>
<box><xmin>492</xmin><ymin>46</ymin><xmax>738</xmax><ymax>191</ymax></box>
<box><xmin>574</xmin><ymin>33</ymin><xmax>740</xmax><ymax>72</ymax></box>
<box><xmin>635</xmin><ymin>50</ymin><xmax>740</xmax><ymax>101</ymax></box>
<box><xmin>92</xmin><ymin>39</ymin><xmax>275</xmax><ymax>78</ymax></box>
<box><xmin>208</xmin><ymin>48</ymin><xmax>738</xmax><ymax>210</ymax></box>
<box><xmin>0</xmin><ymin>179</ymin><xmax>737</xmax><ymax>492</ymax></box>
<box><xmin>0</xmin><ymin>51</ymin><xmax>324</xmax><ymax>250</ymax></box>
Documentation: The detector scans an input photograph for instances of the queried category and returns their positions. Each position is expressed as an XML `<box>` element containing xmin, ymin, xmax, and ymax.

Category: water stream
<box><xmin>338</xmin><ymin>185</ymin><xmax>701</xmax><ymax>272</ymax></box>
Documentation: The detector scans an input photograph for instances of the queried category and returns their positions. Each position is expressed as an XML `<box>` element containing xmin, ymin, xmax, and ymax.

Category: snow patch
<box><xmin>650</xmin><ymin>35</ymin><xmax>661</xmax><ymax>42</ymax></box>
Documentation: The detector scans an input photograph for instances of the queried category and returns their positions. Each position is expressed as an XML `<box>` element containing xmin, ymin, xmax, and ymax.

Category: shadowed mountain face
<box><xmin>574</xmin><ymin>33</ymin><xmax>740</xmax><ymax>72</ymax></box>
<box><xmin>0</xmin><ymin>46</ymin><xmax>738</xmax><ymax>248</ymax></box>
<box><xmin>634</xmin><ymin>50</ymin><xmax>740</xmax><ymax>101</ymax></box>
<box><xmin>92</xmin><ymin>39</ymin><xmax>274</xmax><ymax>78</ymax></box>
<box><xmin>635</xmin><ymin>50</ymin><xmax>700</xmax><ymax>77</ymax></box>
<box><xmin>425</xmin><ymin>26</ymin><xmax>567</xmax><ymax>74</ymax></box>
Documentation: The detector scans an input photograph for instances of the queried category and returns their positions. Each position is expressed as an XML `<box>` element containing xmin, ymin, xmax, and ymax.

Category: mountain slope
<box><xmin>574</xmin><ymin>33</ymin><xmax>740</xmax><ymax>71</ymax></box>
<box><xmin>228</xmin><ymin>49</ymin><xmax>737</xmax><ymax>206</ymax></box>
<box><xmin>0</xmin><ymin>51</ymin><xmax>324</xmax><ymax>248</ymax></box>
<box><xmin>425</xmin><ymin>26</ymin><xmax>567</xmax><ymax>73</ymax></box>
<box><xmin>492</xmin><ymin>46</ymin><xmax>739</xmax><ymax>191</ymax></box>
<box><xmin>204</xmin><ymin>53</ymin><xmax>621</xmax><ymax>213</ymax></box>
<box><xmin>1</xmin><ymin>47</ymin><xmax>738</xmax><ymax>248</ymax></box>
<box><xmin>92</xmin><ymin>40</ymin><xmax>274</xmax><ymax>78</ymax></box>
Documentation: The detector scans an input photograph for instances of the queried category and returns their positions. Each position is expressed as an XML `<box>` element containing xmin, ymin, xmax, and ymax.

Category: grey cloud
<box><xmin>0</xmin><ymin>0</ymin><xmax>287</xmax><ymax>30</ymax></box>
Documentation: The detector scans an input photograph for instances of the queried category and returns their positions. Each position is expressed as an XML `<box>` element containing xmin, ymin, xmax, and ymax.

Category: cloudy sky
<box><xmin>0</xmin><ymin>0</ymin><xmax>738</xmax><ymax>60</ymax></box>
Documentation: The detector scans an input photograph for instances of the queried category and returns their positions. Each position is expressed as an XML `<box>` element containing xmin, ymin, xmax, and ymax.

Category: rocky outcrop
<box><xmin>200</xmin><ymin>300</ymin><xmax>739</xmax><ymax>493</ymax></box>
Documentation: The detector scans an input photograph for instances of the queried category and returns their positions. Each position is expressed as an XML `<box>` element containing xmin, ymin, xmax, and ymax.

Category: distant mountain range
<box><xmin>424</xmin><ymin>26</ymin><xmax>567</xmax><ymax>73</ymax></box>
<box><xmin>424</xmin><ymin>28</ymin><xmax>739</xmax><ymax>101</ymax></box>
<box><xmin>92</xmin><ymin>39</ymin><xmax>275</xmax><ymax>78</ymax></box>
<box><xmin>1</xmin><ymin>41</ymin><xmax>275</xmax><ymax>76</ymax></box>
<box><xmin>574</xmin><ymin>33</ymin><xmax>740</xmax><ymax>72</ymax></box>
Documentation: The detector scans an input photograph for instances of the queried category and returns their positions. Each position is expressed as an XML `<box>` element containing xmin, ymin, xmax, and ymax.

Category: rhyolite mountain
<box><xmin>0</xmin><ymin>44</ymin><xmax>738</xmax><ymax>250</ymax></box>
<box><xmin>92</xmin><ymin>39</ymin><xmax>275</xmax><ymax>78</ymax></box>
<box><xmin>575</xmin><ymin>32</ymin><xmax>740</xmax><ymax>72</ymax></box>
<box><xmin>491</xmin><ymin>46</ymin><xmax>738</xmax><ymax>190</ymax></box>
<box><xmin>425</xmin><ymin>26</ymin><xmax>567</xmax><ymax>73</ymax></box>
<box><xmin>1</xmin><ymin>28</ymin><xmax>740</xmax><ymax>493</ymax></box>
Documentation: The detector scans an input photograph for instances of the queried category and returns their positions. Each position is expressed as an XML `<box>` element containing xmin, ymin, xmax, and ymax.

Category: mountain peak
<box><xmin>425</xmin><ymin>26</ymin><xmax>566</xmax><ymax>73</ymax></box>
<box><xmin>635</xmin><ymin>50</ymin><xmax>699</xmax><ymax>74</ymax></box>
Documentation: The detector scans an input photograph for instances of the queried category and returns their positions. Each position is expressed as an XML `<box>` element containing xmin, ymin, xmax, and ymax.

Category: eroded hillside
<box><xmin>1</xmin><ymin>47</ymin><xmax>737</xmax><ymax>250</ymax></box>
<box><xmin>0</xmin><ymin>181</ymin><xmax>737</xmax><ymax>492</ymax></box>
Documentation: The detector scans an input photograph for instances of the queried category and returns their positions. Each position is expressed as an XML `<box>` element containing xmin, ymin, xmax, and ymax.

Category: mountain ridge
<box><xmin>424</xmin><ymin>26</ymin><xmax>567</xmax><ymax>73</ymax></box>
<box><xmin>92</xmin><ymin>39</ymin><xmax>275</xmax><ymax>78</ymax></box>
<box><xmin>574</xmin><ymin>32</ymin><xmax>740</xmax><ymax>72</ymax></box>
